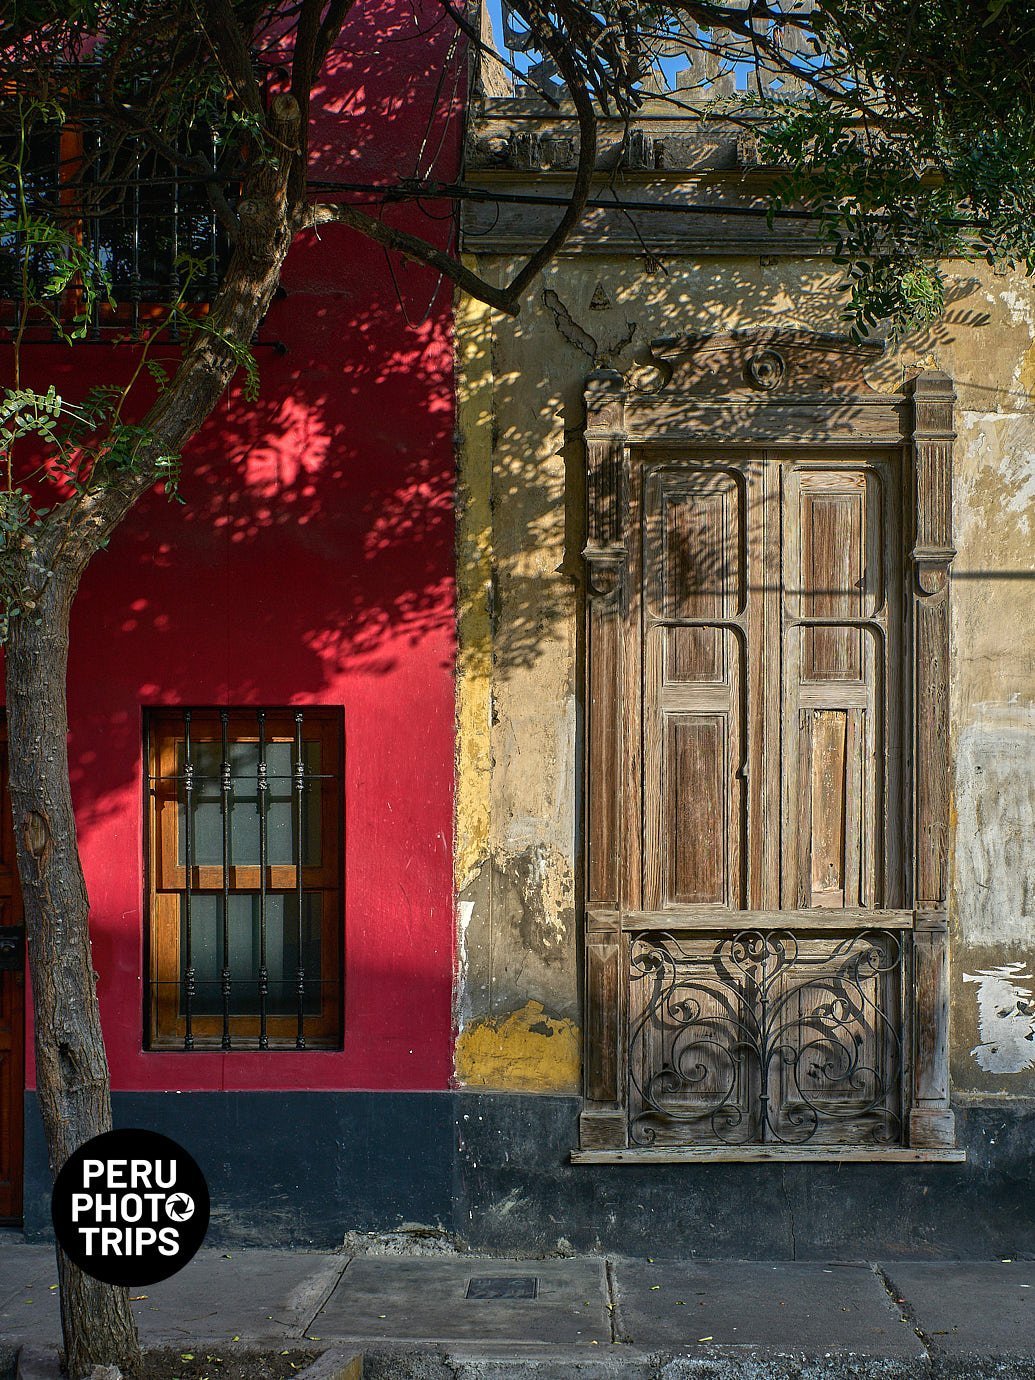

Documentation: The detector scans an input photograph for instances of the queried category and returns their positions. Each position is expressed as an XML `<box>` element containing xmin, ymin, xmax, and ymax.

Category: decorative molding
<box><xmin>572</xmin><ymin>1146</ymin><xmax>967</xmax><ymax>1164</ymax></box>
<box><xmin>646</xmin><ymin>328</ymin><xmax>886</xmax><ymax>397</ymax></box>
<box><xmin>584</xmin><ymin>368</ymin><xmax>626</xmax><ymax>431</ymax></box>
<box><xmin>912</xmin><ymin>554</ymin><xmax>953</xmax><ymax>597</ymax></box>
<box><xmin>909</xmin><ymin>370</ymin><xmax>956</xmax><ymax>1151</ymax></box>
<box><xmin>586</xmin><ymin>329</ymin><xmax>906</xmax><ymax>447</ymax></box>
<box><xmin>583</xmin><ymin>545</ymin><xmax>626</xmax><ymax>601</ymax></box>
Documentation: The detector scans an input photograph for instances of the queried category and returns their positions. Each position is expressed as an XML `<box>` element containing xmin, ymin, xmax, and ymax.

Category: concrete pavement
<box><xmin>3</xmin><ymin>1240</ymin><xmax>1035</xmax><ymax>1376</ymax></box>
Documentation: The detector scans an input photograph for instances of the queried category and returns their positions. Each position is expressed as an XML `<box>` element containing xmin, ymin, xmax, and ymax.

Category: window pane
<box><xmin>150</xmin><ymin>706</ymin><xmax>342</xmax><ymax>1049</ymax></box>
<box><xmin>176</xmin><ymin>738</ymin><xmax>323</xmax><ymax>868</ymax></box>
<box><xmin>179</xmin><ymin>893</ymin><xmax>324</xmax><ymax>1017</ymax></box>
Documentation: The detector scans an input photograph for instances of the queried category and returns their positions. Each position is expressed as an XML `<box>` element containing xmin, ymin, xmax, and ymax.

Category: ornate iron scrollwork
<box><xmin>628</xmin><ymin>929</ymin><xmax>904</xmax><ymax>1147</ymax></box>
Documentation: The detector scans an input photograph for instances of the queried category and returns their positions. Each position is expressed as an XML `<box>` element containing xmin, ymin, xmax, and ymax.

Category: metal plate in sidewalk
<box><xmin>466</xmin><ymin>1275</ymin><xmax>539</xmax><ymax>1300</ymax></box>
<box><xmin>313</xmin><ymin>1257</ymin><xmax>609</xmax><ymax>1342</ymax></box>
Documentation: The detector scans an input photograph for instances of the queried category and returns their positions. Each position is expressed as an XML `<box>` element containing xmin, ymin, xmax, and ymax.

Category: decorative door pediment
<box><xmin>647</xmin><ymin>328</ymin><xmax>885</xmax><ymax>396</ymax></box>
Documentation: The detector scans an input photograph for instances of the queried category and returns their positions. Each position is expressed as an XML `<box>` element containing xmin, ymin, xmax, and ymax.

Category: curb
<box><xmin>14</xmin><ymin>1345</ymin><xmax>60</xmax><ymax>1380</ymax></box>
<box><xmin>357</xmin><ymin>1347</ymin><xmax>1035</xmax><ymax>1380</ymax></box>
<box><xmin>12</xmin><ymin>1344</ymin><xmax>362</xmax><ymax>1380</ymax></box>
<box><xmin>295</xmin><ymin>1349</ymin><xmax>363</xmax><ymax>1380</ymax></box>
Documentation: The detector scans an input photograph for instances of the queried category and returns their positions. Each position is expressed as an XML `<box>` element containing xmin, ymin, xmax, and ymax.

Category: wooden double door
<box><xmin>637</xmin><ymin>447</ymin><xmax>903</xmax><ymax>918</ymax></box>
<box><xmin>0</xmin><ymin>728</ymin><xmax>24</xmax><ymax>1221</ymax></box>
<box><xmin>585</xmin><ymin>445</ymin><xmax>911</xmax><ymax>1151</ymax></box>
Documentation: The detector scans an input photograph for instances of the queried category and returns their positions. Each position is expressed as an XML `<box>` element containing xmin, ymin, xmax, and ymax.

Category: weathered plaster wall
<box><xmin>453</xmin><ymin>276</ymin><xmax>582</xmax><ymax>1092</ymax></box>
<box><xmin>453</xmin><ymin>254</ymin><xmax>1035</xmax><ymax>1103</ymax></box>
<box><xmin>951</xmin><ymin>280</ymin><xmax>1035</xmax><ymax>1091</ymax></box>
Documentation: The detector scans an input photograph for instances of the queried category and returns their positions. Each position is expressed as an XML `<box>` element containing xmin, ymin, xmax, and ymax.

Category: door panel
<box><xmin>626</xmin><ymin>449</ymin><xmax>905</xmax><ymax>1149</ymax></box>
<box><xmin>642</xmin><ymin>466</ymin><xmax>753</xmax><ymax>912</ymax></box>
<box><xmin>782</xmin><ymin>464</ymin><xmax>896</xmax><ymax>911</ymax></box>
<box><xmin>664</xmin><ymin>713</ymin><xmax>729</xmax><ymax>904</ymax></box>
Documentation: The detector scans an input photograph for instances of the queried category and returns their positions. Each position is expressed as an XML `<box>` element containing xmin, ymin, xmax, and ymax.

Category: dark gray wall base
<box><xmin>22</xmin><ymin>1092</ymin><xmax>1035</xmax><ymax>1258</ymax></box>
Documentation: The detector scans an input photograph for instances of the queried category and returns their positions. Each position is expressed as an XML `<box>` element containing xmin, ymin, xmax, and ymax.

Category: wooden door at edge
<box><xmin>0</xmin><ymin>729</ymin><xmax>24</xmax><ymax>1223</ymax></box>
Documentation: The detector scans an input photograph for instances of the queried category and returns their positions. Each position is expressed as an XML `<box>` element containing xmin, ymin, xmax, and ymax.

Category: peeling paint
<box><xmin>998</xmin><ymin>286</ymin><xmax>1035</xmax><ymax>331</ymax></box>
<box><xmin>455</xmin><ymin>897</ymin><xmax>475</xmax><ymax>1006</ymax></box>
<box><xmin>958</xmin><ymin>413</ymin><xmax>1035</xmax><ymax>539</ymax></box>
<box><xmin>953</xmin><ymin>706</ymin><xmax>1035</xmax><ymax>945</ymax></box>
<box><xmin>454</xmin><ymin>1000</ymin><xmax>580</xmax><ymax>1092</ymax></box>
<box><xmin>507</xmin><ymin>842</ymin><xmax>574</xmax><ymax>961</ymax></box>
<box><xmin>963</xmin><ymin>965</ymin><xmax>1035</xmax><ymax>1073</ymax></box>
<box><xmin>456</xmin><ymin>253</ymin><xmax>1035</xmax><ymax>1102</ymax></box>
<box><xmin>454</xmin><ymin>843</ymin><xmax>577</xmax><ymax>1048</ymax></box>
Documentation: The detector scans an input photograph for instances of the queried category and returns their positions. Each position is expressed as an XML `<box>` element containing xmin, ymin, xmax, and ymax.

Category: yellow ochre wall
<box><xmin>452</xmin><ymin>254</ymin><xmax>1035</xmax><ymax>1098</ymax></box>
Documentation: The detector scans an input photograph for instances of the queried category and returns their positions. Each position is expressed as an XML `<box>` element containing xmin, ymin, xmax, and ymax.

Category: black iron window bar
<box><xmin>81</xmin><ymin>116</ymin><xmax>231</xmax><ymax>340</ymax></box>
<box><xmin>154</xmin><ymin>707</ymin><xmax>339</xmax><ymax>1051</ymax></box>
<box><xmin>1</xmin><ymin>102</ymin><xmax>234</xmax><ymax>337</ymax></box>
<box><xmin>628</xmin><ymin>928</ymin><xmax>906</xmax><ymax>1148</ymax></box>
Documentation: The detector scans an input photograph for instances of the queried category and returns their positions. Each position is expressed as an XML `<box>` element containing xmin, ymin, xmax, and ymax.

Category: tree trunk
<box><xmin>5</xmin><ymin>570</ymin><xmax>139</xmax><ymax>1378</ymax></box>
<box><xmin>0</xmin><ymin>85</ymin><xmax>305</xmax><ymax>1380</ymax></box>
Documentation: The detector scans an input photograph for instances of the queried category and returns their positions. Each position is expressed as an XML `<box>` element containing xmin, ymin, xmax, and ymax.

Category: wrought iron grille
<box><xmin>79</xmin><ymin>124</ymin><xmax>232</xmax><ymax>335</ymax></box>
<box><xmin>146</xmin><ymin>707</ymin><xmax>343</xmax><ymax>1051</ymax></box>
<box><xmin>1</xmin><ymin>111</ymin><xmax>234</xmax><ymax>337</ymax></box>
<box><xmin>629</xmin><ymin>929</ymin><xmax>905</xmax><ymax>1147</ymax></box>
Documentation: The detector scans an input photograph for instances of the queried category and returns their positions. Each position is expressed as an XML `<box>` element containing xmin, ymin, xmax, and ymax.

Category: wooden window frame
<box><xmin>573</xmin><ymin>330</ymin><xmax>962</xmax><ymax>1163</ymax></box>
<box><xmin>146</xmin><ymin>707</ymin><xmax>344</xmax><ymax>1051</ymax></box>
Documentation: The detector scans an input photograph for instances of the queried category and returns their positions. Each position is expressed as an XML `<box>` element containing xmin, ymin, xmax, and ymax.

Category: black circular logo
<box><xmin>51</xmin><ymin>1128</ymin><xmax>210</xmax><ymax>1286</ymax></box>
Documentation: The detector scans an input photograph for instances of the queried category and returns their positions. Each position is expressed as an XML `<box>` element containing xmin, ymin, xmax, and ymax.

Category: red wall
<box><xmin>12</xmin><ymin>0</ymin><xmax>463</xmax><ymax>1092</ymax></box>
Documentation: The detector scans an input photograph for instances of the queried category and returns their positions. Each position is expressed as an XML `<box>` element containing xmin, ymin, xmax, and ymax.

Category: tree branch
<box><xmin>289</xmin><ymin>0</ymin><xmax>325</xmax><ymax>117</ymax></box>
<box><xmin>500</xmin><ymin>1</ymin><xmax>597</xmax><ymax>301</ymax></box>
<box><xmin>437</xmin><ymin>0</ymin><xmax>562</xmax><ymax>108</ymax></box>
<box><xmin>192</xmin><ymin>0</ymin><xmax>265</xmax><ymax>116</ymax></box>
<box><xmin>303</xmin><ymin>1</ymin><xmax>604</xmax><ymax>315</ymax></box>
<box><xmin>306</xmin><ymin>202</ymin><xmax>518</xmax><ymax>314</ymax></box>
<box><xmin>313</xmin><ymin>0</ymin><xmax>358</xmax><ymax>76</ymax></box>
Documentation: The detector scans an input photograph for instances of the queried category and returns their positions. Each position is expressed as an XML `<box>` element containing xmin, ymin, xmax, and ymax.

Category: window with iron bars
<box><xmin>146</xmin><ymin>708</ymin><xmax>344</xmax><ymax>1051</ymax></box>
<box><xmin>0</xmin><ymin>114</ymin><xmax>234</xmax><ymax>338</ymax></box>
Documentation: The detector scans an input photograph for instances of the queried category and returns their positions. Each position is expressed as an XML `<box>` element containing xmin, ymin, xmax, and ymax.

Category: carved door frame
<box><xmin>574</xmin><ymin>329</ymin><xmax>962</xmax><ymax>1162</ymax></box>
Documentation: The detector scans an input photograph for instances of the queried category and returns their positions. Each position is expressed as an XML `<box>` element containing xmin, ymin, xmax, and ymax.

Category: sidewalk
<box><xmin>2</xmin><ymin>1241</ymin><xmax>1034</xmax><ymax>1377</ymax></box>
